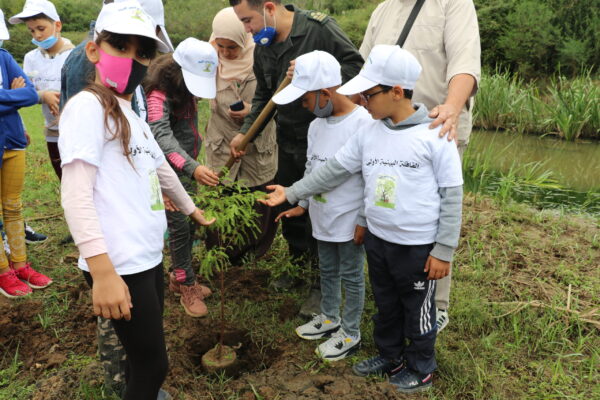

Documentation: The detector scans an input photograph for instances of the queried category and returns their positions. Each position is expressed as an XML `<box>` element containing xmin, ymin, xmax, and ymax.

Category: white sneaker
<box><xmin>436</xmin><ymin>308</ymin><xmax>449</xmax><ymax>332</ymax></box>
<box><xmin>316</xmin><ymin>328</ymin><xmax>361</xmax><ymax>361</ymax></box>
<box><xmin>295</xmin><ymin>313</ymin><xmax>340</xmax><ymax>340</ymax></box>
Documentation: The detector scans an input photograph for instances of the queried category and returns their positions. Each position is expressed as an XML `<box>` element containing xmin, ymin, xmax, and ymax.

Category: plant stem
<box><xmin>218</xmin><ymin>268</ymin><xmax>224</xmax><ymax>361</ymax></box>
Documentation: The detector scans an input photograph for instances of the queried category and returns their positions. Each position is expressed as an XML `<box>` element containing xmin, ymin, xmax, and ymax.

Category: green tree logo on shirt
<box><xmin>374</xmin><ymin>175</ymin><xmax>396</xmax><ymax>209</ymax></box>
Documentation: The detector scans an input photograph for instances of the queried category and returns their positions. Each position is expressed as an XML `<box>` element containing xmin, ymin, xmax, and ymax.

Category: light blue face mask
<box><xmin>32</xmin><ymin>28</ymin><xmax>58</xmax><ymax>50</ymax></box>
<box><xmin>253</xmin><ymin>8</ymin><xmax>277</xmax><ymax>46</ymax></box>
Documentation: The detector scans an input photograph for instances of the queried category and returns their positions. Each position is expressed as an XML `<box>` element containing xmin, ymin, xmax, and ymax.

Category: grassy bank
<box><xmin>474</xmin><ymin>72</ymin><xmax>600</xmax><ymax>141</ymax></box>
<box><xmin>0</xmin><ymin>106</ymin><xmax>598</xmax><ymax>399</ymax></box>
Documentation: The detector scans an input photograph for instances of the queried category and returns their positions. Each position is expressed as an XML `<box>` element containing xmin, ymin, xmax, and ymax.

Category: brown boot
<box><xmin>180</xmin><ymin>283</ymin><xmax>208</xmax><ymax>317</ymax></box>
<box><xmin>169</xmin><ymin>271</ymin><xmax>212</xmax><ymax>298</ymax></box>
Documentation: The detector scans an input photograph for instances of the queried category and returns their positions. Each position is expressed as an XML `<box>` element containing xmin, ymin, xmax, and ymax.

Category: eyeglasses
<box><xmin>360</xmin><ymin>88</ymin><xmax>387</xmax><ymax>103</ymax></box>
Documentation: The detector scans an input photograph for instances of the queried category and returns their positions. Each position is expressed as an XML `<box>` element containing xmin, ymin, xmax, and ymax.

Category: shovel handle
<box><xmin>219</xmin><ymin>76</ymin><xmax>292</xmax><ymax>177</ymax></box>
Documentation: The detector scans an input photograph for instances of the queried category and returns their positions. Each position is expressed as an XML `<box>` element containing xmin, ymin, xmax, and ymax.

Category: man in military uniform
<box><xmin>228</xmin><ymin>0</ymin><xmax>363</xmax><ymax>316</ymax></box>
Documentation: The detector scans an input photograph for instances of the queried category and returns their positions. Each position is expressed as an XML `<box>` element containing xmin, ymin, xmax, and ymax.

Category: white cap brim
<box><xmin>337</xmin><ymin>74</ymin><xmax>379</xmax><ymax>96</ymax></box>
<box><xmin>272</xmin><ymin>84</ymin><xmax>307</xmax><ymax>105</ymax></box>
<box><xmin>157</xmin><ymin>25</ymin><xmax>174</xmax><ymax>52</ymax></box>
<box><xmin>181</xmin><ymin>68</ymin><xmax>216</xmax><ymax>99</ymax></box>
<box><xmin>0</xmin><ymin>23</ymin><xmax>8</xmax><ymax>40</ymax></box>
<box><xmin>96</xmin><ymin>23</ymin><xmax>170</xmax><ymax>53</ymax></box>
<box><xmin>9</xmin><ymin>11</ymin><xmax>59</xmax><ymax>24</ymax></box>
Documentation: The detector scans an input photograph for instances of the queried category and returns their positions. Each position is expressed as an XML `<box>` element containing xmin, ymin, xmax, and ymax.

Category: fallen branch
<box><xmin>489</xmin><ymin>300</ymin><xmax>600</xmax><ymax>329</ymax></box>
<box><xmin>27</xmin><ymin>212</ymin><xmax>63</xmax><ymax>222</ymax></box>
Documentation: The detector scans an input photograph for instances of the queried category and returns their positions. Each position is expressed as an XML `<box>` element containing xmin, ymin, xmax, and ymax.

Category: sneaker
<box><xmin>436</xmin><ymin>308</ymin><xmax>449</xmax><ymax>332</ymax></box>
<box><xmin>0</xmin><ymin>269</ymin><xmax>32</xmax><ymax>298</ymax></box>
<box><xmin>157</xmin><ymin>388</ymin><xmax>172</xmax><ymax>400</ymax></box>
<box><xmin>169</xmin><ymin>271</ymin><xmax>212</xmax><ymax>298</ymax></box>
<box><xmin>24</xmin><ymin>224</ymin><xmax>47</xmax><ymax>244</ymax></box>
<box><xmin>1</xmin><ymin>231</ymin><xmax>10</xmax><ymax>256</ymax></box>
<box><xmin>352</xmin><ymin>355</ymin><xmax>405</xmax><ymax>377</ymax></box>
<box><xmin>12</xmin><ymin>263</ymin><xmax>53</xmax><ymax>289</ymax></box>
<box><xmin>179</xmin><ymin>283</ymin><xmax>208</xmax><ymax>317</ymax></box>
<box><xmin>315</xmin><ymin>328</ymin><xmax>361</xmax><ymax>361</ymax></box>
<box><xmin>296</xmin><ymin>313</ymin><xmax>340</xmax><ymax>340</ymax></box>
<box><xmin>389</xmin><ymin>367</ymin><xmax>433</xmax><ymax>393</ymax></box>
<box><xmin>299</xmin><ymin>288</ymin><xmax>321</xmax><ymax>319</ymax></box>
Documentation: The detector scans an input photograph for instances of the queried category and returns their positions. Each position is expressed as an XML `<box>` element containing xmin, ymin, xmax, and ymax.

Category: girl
<box><xmin>0</xmin><ymin>8</ymin><xmax>52</xmax><ymax>298</ymax></box>
<box><xmin>144</xmin><ymin>38</ymin><xmax>219</xmax><ymax>318</ymax></box>
<box><xmin>59</xmin><ymin>2</ymin><xmax>214</xmax><ymax>398</ymax></box>
<box><xmin>205</xmin><ymin>7</ymin><xmax>278</xmax><ymax>263</ymax></box>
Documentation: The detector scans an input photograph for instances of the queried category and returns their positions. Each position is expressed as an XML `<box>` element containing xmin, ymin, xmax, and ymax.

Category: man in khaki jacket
<box><xmin>360</xmin><ymin>0</ymin><xmax>481</xmax><ymax>332</ymax></box>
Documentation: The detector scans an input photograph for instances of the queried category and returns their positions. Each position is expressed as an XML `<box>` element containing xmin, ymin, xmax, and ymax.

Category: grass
<box><xmin>0</xmin><ymin>105</ymin><xmax>598</xmax><ymax>399</ymax></box>
<box><xmin>474</xmin><ymin>70</ymin><xmax>600</xmax><ymax>141</ymax></box>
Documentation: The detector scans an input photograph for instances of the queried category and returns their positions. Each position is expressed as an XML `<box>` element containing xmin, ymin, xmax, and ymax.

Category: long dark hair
<box><xmin>143</xmin><ymin>53</ymin><xmax>195</xmax><ymax>116</ymax></box>
<box><xmin>85</xmin><ymin>31</ymin><xmax>157</xmax><ymax>166</ymax></box>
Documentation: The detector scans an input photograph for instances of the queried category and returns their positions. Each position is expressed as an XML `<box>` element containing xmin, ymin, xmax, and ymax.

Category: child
<box><xmin>0</xmin><ymin>8</ymin><xmax>52</xmax><ymax>298</ymax></box>
<box><xmin>10</xmin><ymin>0</ymin><xmax>74</xmax><ymax>180</ymax></box>
<box><xmin>58</xmin><ymin>2</ymin><xmax>214</xmax><ymax>398</ymax></box>
<box><xmin>271</xmin><ymin>50</ymin><xmax>369</xmax><ymax>361</ymax></box>
<box><xmin>262</xmin><ymin>45</ymin><xmax>463</xmax><ymax>393</ymax></box>
<box><xmin>144</xmin><ymin>38</ymin><xmax>220</xmax><ymax>318</ymax></box>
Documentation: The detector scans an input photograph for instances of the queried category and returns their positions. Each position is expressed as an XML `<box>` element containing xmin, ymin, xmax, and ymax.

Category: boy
<box><xmin>262</xmin><ymin>45</ymin><xmax>463</xmax><ymax>393</ymax></box>
<box><xmin>10</xmin><ymin>0</ymin><xmax>74</xmax><ymax>180</ymax></box>
<box><xmin>272</xmin><ymin>50</ymin><xmax>370</xmax><ymax>361</ymax></box>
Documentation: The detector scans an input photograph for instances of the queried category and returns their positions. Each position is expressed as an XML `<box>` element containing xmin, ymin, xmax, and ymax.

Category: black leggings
<box><xmin>84</xmin><ymin>264</ymin><xmax>168</xmax><ymax>400</ymax></box>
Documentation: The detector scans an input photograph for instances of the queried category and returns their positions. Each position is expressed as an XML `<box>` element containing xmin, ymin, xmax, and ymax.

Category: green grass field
<box><xmin>0</xmin><ymin>105</ymin><xmax>598</xmax><ymax>399</ymax></box>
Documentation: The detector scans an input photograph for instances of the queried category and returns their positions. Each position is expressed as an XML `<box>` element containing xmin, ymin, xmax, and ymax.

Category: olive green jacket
<box><xmin>241</xmin><ymin>5</ymin><xmax>363</xmax><ymax>154</ymax></box>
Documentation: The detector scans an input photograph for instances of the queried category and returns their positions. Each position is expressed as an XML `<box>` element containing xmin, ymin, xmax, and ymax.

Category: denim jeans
<box><xmin>318</xmin><ymin>239</ymin><xmax>365</xmax><ymax>338</ymax></box>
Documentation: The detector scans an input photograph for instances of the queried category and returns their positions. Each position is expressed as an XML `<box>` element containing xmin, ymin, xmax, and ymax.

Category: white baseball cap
<box><xmin>273</xmin><ymin>50</ymin><xmax>342</xmax><ymax>105</ymax></box>
<box><xmin>9</xmin><ymin>0</ymin><xmax>60</xmax><ymax>24</ymax></box>
<box><xmin>95</xmin><ymin>0</ymin><xmax>169</xmax><ymax>53</ymax></box>
<box><xmin>173</xmin><ymin>38</ymin><xmax>218</xmax><ymax>99</ymax></box>
<box><xmin>0</xmin><ymin>10</ymin><xmax>9</xmax><ymax>40</ymax></box>
<box><xmin>338</xmin><ymin>45</ymin><xmax>422</xmax><ymax>95</ymax></box>
<box><xmin>115</xmin><ymin>0</ymin><xmax>174</xmax><ymax>52</ymax></box>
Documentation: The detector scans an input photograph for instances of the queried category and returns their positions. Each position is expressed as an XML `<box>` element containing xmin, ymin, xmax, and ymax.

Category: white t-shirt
<box><xmin>335</xmin><ymin>120</ymin><xmax>463</xmax><ymax>245</ymax></box>
<box><xmin>306</xmin><ymin>106</ymin><xmax>370</xmax><ymax>242</ymax></box>
<box><xmin>23</xmin><ymin>47</ymin><xmax>73</xmax><ymax>130</ymax></box>
<box><xmin>59</xmin><ymin>91</ymin><xmax>167</xmax><ymax>275</ymax></box>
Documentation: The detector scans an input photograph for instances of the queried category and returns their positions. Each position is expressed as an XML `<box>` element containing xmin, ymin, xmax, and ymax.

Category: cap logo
<box><xmin>198</xmin><ymin>60</ymin><xmax>215</xmax><ymax>73</ymax></box>
<box><xmin>131</xmin><ymin>9</ymin><xmax>147</xmax><ymax>23</ymax></box>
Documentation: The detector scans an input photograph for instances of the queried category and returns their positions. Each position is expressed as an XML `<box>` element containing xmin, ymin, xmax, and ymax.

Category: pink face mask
<box><xmin>96</xmin><ymin>48</ymin><xmax>148</xmax><ymax>94</ymax></box>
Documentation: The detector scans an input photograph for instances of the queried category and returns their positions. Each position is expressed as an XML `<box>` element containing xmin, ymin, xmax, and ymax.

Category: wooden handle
<box><xmin>219</xmin><ymin>76</ymin><xmax>292</xmax><ymax>177</ymax></box>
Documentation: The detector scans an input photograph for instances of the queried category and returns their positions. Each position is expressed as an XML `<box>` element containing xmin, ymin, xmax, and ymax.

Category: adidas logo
<box><xmin>414</xmin><ymin>281</ymin><xmax>425</xmax><ymax>291</ymax></box>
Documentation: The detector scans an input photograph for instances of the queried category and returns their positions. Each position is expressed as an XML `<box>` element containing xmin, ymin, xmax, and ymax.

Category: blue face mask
<box><xmin>32</xmin><ymin>29</ymin><xmax>58</xmax><ymax>50</ymax></box>
<box><xmin>253</xmin><ymin>8</ymin><xmax>277</xmax><ymax>46</ymax></box>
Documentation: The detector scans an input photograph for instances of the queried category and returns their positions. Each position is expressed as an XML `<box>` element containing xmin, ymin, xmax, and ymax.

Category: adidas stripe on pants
<box><xmin>363</xmin><ymin>230</ymin><xmax>437</xmax><ymax>375</ymax></box>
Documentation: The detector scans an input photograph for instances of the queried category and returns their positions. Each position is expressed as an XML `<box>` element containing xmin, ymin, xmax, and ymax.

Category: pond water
<box><xmin>469</xmin><ymin>130</ymin><xmax>600</xmax><ymax>192</ymax></box>
<box><xmin>466</xmin><ymin>130</ymin><xmax>600</xmax><ymax>215</ymax></box>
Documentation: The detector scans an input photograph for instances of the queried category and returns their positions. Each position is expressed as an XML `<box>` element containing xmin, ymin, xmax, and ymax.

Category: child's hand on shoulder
<box><xmin>275</xmin><ymin>205</ymin><xmax>305</xmax><ymax>222</ymax></box>
<box><xmin>424</xmin><ymin>255</ymin><xmax>450</xmax><ymax>280</ymax></box>
<box><xmin>190</xmin><ymin>208</ymin><xmax>216</xmax><ymax>226</ymax></box>
<box><xmin>259</xmin><ymin>185</ymin><xmax>287</xmax><ymax>207</ymax></box>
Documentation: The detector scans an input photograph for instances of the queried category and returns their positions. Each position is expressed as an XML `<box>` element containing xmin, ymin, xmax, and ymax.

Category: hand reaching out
<box><xmin>258</xmin><ymin>185</ymin><xmax>288</xmax><ymax>207</ymax></box>
<box><xmin>275</xmin><ymin>205</ymin><xmax>305</xmax><ymax>222</ymax></box>
<box><xmin>190</xmin><ymin>208</ymin><xmax>216</xmax><ymax>226</ymax></box>
<box><xmin>193</xmin><ymin>165</ymin><xmax>219</xmax><ymax>186</ymax></box>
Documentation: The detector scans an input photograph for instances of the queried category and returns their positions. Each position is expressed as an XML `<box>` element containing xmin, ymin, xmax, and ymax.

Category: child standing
<box><xmin>144</xmin><ymin>38</ymin><xmax>220</xmax><ymax>318</ymax></box>
<box><xmin>0</xmin><ymin>8</ymin><xmax>52</xmax><ymax>298</ymax></box>
<box><xmin>271</xmin><ymin>50</ymin><xmax>369</xmax><ymax>361</ymax></box>
<box><xmin>59</xmin><ymin>2</ymin><xmax>214</xmax><ymax>398</ymax></box>
<box><xmin>262</xmin><ymin>45</ymin><xmax>463</xmax><ymax>393</ymax></box>
<box><xmin>10</xmin><ymin>0</ymin><xmax>74</xmax><ymax>180</ymax></box>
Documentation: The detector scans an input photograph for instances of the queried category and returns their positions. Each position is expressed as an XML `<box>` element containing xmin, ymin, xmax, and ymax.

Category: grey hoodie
<box><xmin>286</xmin><ymin>104</ymin><xmax>463</xmax><ymax>262</ymax></box>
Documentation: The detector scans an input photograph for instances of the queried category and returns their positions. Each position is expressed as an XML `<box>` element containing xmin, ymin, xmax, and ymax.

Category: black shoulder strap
<box><xmin>396</xmin><ymin>0</ymin><xmax>426</xmax><ymax>47</ymax></box>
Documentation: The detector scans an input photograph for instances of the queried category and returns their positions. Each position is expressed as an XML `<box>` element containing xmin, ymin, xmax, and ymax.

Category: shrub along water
<box><xmin>474</xmin><ymin>72</ymin><xmax>599</xmax><ymax>141</ymax></box>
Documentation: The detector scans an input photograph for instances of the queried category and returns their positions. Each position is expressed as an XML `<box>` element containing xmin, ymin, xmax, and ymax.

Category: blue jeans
<box><xmin>318</xmin><ymin>239</ymin><xmax>366</xmax><ymax>338</ymax></box>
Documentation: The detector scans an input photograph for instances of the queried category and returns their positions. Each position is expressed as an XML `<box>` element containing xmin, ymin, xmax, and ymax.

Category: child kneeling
<box><xmin>272</xmin><ymin>50</ymin><xmax>370</xmax><ymax>361</ymax></box>
<box><xmin>263</xmin><ymin>45</ymin><xmax>463</xmax><ymax>393</ymax></box>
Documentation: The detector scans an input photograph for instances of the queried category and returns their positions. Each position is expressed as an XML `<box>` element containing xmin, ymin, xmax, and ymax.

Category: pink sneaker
<box><xmin>13</xmin><ymin>263</ymin><xmax>53</xmax><ymax>289</ymax></box>
<box><xmin>0</xmin><ymin>269</ymin><xmax>32</xmax><ymax>298</ymax></box>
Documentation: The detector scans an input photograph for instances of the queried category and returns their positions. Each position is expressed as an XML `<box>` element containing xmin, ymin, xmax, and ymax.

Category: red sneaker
<box><xmin>0</xmin><ymin>269</ymin><xmax>32</xmax><ymax>298</ymax></box>
<box><xmin>13</xmin><ymin>263</ymin><xmax>53</xmax><ymax>289</ymax></box>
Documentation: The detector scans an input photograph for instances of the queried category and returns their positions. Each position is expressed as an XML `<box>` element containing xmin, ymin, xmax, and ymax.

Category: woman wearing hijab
<box><xmin>205</xmin><ymin>7</ymin><xmax>278</xmax><ymax>263</ymax></box>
